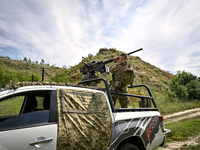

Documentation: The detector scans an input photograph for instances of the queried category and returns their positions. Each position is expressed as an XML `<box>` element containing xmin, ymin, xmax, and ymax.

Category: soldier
<box><xmin>81</xmin><ymin>72</ymin><xmax>100</xmax><ymax>87</ymax></box>
<box><xmin>109</xmin><ymin>53</ymin><xmax>134</xmax><ymax>108</ymax></box>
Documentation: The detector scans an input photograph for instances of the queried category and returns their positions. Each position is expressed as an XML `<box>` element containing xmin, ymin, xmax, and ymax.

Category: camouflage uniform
<box><xmin>109</xmin><ymin>61</ymin><xmax>134</xmax><ymax>108</ymax></box>
<box><xmin>81</xmin><ymin>72</ymin><xmax>100</xmax><ymax>87</ymax></box>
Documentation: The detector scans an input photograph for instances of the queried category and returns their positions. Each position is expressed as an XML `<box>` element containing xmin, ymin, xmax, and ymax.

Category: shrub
<box><xmin>23</xmin><ymin>57</ymin><xmax>27</xmax><ymax>62</ymax></box>
<box><xmin>0</xmin><ymin>67</ymin><xmax>41</xmax><ymax>88</ymax></box>
<box><xmin>40</xmin><ymin>59</ymin><xmax>44</xmax><ymax>65</ymax></box>
<box><xmin>170</xmin><ymin>71</ymin><xmax>200</xmax><ymax>101</ymax></box>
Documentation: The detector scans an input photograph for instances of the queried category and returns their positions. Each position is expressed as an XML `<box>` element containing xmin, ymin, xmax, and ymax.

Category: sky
<box><xmin>0</xmin><ymin>0</ymin><xmax>200</xmax><ymax>77</ymax></box>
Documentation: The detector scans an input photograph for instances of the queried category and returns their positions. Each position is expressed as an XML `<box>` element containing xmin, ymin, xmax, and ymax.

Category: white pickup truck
<box><xmin>0</xmin><ymin>78</ymin><xmax>167</xmax><ymax>150</ymax></box>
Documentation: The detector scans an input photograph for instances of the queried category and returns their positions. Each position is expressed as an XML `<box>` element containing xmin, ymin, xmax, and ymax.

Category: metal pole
<box><xmin>42</xmin><ymin>68</ymin><xmax>44</xmax><ymax>82</ymax></box>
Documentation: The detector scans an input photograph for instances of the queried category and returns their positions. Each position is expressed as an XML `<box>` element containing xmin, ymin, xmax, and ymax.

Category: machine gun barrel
<box><xmin>127</xmin><ymin>48</ymin><xmax>143</xmax><ymax>55</ymax></box>
<box><xmin>104</xmin><ymin>48</ymin><xmax>143</xmax><ymax>64</ymax></box>
<box><xmin>103</xmin><ymin>58</ymin><xmax>114</xmax><ymax>64</ymax></box>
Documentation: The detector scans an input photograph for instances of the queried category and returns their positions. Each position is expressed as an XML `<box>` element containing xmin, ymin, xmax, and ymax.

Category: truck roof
<box><xmin>0</xmin><ymin>83</ymin><xmax>103</xmax><ymax>99</ymax></box>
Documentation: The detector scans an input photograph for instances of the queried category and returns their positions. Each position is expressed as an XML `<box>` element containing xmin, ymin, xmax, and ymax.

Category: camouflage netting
<box><xmin>3</xmin><ymin>81</ymin><xmax>102</xmax><ymax>90</ymax></box>
<box><xmin>57</xmin><ymin>88</ymin><xmax>112</xmax><ymax>150</ymax></box>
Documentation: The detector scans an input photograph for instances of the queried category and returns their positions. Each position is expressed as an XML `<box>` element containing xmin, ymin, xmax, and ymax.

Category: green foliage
<box><xmin>156</xmin><ymin>100</ymin><xmax>200</xmax><ymax>115</ymax></box>
<box><xmin>0</xmin><ymin>55</ymin><xmax>10</xmax><ymax>59</ymax></box>
<box><xmin>23</xmin><ymin>57</ymin><xmax>27</xmax><ymax>62</ymax></box>
<box><xmin>0</xmin><ymin>67</ymin><xmax>13</xmax><ymax>87</ymax></box>
<box><xmin>63</xmin><ymin>65</ymin><xmax>67</xmax><ymax>69</ymax></box>
<box><xmin>31</xmin><ymin>74</ymin><xmax>40</xmax><ymax>81</ymax></box>
<box><xmin>0</xmin><ymin>67</ymin><xmax>40</xmax><ymax>87</ymax></box>
<box><xmin>165</xmin><ymin>118</ymin><xmax>200</xmax><ymax>142</ymax></box>
<box><xmin>40</xmin><ymin>59</ymin><xmax>45</xmax><ymax>65</ymax></box>
<box><xmin>50</xmin><ymin>70</ymin><xmax>70</xmax><ymax>83</ymax></box>
<box><xmin>186</xmin><ymin>79</ymin><xmax>200</xmax><ymax>100</ymax></box>
<box><xmin>170</xmin><ymin>71</ymin><xmax>200</xmax><ymax>101</ymax></box>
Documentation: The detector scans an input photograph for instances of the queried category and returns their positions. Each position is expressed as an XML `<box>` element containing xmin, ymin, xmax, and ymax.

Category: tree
<box><xmin>23</xmin><ymin>57</ymin><xmax>27</xmax><ymax>62</ymax></box>
<box><xmin>170</xmin><ymin>71</ymin><xmax>200</xmax><ymax>101</ymax></box>
<box><xmin>186</xmin><ymin>79</ymin><xmax>200</xmax><ymax>100</ymax></box>
<box><xmin>63</xmin><ymin>65</ymin><xmax>67</xmax><ymax>69</ymax></box>
<box><xmin>40</xmin><ymin>59</ymin><xmax>44</xmax><ymax>65</ymax></box>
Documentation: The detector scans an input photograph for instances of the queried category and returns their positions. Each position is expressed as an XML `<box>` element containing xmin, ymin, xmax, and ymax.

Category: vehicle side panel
<box><xmin>0</xmin><ymin>124</ymin><xmax>57</xmax><ymax>150</ymax></box>
<box><xmin>109</xmin><ymin>112</ymin><xmax>164</xmax><ymax>150</ymax></box>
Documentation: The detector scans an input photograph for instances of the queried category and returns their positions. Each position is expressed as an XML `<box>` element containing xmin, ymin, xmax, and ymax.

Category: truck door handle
<box><xmin>29</xmin><ymin>137</ymin><xmax>53</xmax><ymax>145</ymax></box>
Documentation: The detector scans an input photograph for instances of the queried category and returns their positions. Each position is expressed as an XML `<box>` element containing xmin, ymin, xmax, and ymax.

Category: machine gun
<box><xmin>80</xmin><ymin>48</ymin><xmax>143</xmax><ymax>79</ymax></box>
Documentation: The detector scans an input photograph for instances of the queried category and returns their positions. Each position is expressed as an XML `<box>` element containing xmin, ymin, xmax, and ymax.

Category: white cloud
<box><xmin>104</xmin><ymin>0</ymin><xmax>200</xmax><ymax>76</ymax></box>
<box><xmin>0</xmin><ymin>0</ymin><xmax>200</xmax><ymax>76</ymax></box>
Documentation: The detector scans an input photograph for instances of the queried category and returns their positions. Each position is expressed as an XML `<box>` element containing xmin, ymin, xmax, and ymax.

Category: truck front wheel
<box><xmin>118</xmin><ymin>143</ymin><xmax>139</xmax><ymax>150</ymax></box>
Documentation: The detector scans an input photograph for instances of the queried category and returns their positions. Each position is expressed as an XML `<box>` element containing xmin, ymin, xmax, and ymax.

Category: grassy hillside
<box><xmin>1</xmin><ymin>48</ymin><xmax>200</xmax><ymax>114</ymax></box>
<box><xmin>0</xmin><ymin>48</ymin><xmax>173</xmax><ymax>84</ymax></box>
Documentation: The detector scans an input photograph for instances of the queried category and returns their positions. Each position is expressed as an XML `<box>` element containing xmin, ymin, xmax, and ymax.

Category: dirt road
<box><xmin>164</xmin><ymin>108</ymin><xmax>200</xmax><ymax>124</ymax></box>
<box><xmin>158</xmin><ymin>135</ymin><xmax>200</xmax><ymax>150</ymax></box>
<box><xmin>158</xmin><ymin>108</ymin><xmax>200</xmax><ymax>150</ymax></box>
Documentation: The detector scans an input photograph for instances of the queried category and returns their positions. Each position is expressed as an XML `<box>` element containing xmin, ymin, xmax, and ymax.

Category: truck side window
<box><xmin>0</xmin><ymin>93</ymin><xmax>50</xmax><ymax>130</ymax></box>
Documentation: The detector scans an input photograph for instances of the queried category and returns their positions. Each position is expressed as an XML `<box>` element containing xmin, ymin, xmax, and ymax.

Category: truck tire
<box><xmin>118</xmin><ymin>143</ymin><xmax>139</xmax><ymax>150</ymax></box>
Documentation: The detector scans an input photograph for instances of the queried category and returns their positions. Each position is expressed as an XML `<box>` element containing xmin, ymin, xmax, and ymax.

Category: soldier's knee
<box><xmin>119</xmin><ymin>99</ymin><xmax>128</xmax><ymax>108</ymax></box>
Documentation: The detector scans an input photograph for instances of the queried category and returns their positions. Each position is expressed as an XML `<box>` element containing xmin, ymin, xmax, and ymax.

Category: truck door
<box><xmin>0</xmin><ymin>91</ymin><xmax>57</xmax><ymax>150</ymax></box>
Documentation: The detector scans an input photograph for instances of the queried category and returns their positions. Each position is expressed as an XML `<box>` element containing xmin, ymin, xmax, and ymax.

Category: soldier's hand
<box><xmin>114</xmin><ymin>56</ymin><xmax>119</xmax><ymax>62</ymax></box>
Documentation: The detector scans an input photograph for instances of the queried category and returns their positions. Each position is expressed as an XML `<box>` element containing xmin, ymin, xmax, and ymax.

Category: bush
<box><xmin>40</xmin><ymin>59</ymin><xmax>44</xmax><ymax>65</ymax></box>
<box><xmin>0</xmin><ymin>67</ymin><xmax>40</xmax><ymax>88</ymax></box>
<box><xmin>51</xmin><ymin>71</ymin><xmax>69</xmax><ymax>83</ymax></box>
<box><xmin>186</xmin><ymin>79</ymin><xmax>200</xmax><ymax>100</ymax></box>
<box><xmin>170</xmin><ymin>71</ymin><xmax>200</xmax><ymax>101</ymax></box>
<box><xmin>23</xmin><ymin>57</ymin><xmax>27</xmax><ymax>62</ymax></box>
<box><xmin>0</xmin><ymin>67</ymin><xmax>13</xmax><ymax>87</ymax></box>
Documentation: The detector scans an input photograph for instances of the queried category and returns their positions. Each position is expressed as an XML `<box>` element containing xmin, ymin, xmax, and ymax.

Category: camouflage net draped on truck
<box><xmin>57</xmin><ymin>88</ymin><xmax>112</xmax><ymax>150</ymax></box>
<box><xmin>3</xmin><ymin>81</ymin><xmax>101</xmax><ymax>90</ymax></box>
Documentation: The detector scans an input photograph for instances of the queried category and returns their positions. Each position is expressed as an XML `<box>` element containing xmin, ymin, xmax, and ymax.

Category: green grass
<box><xmin>157</xmin><ymin>100</ymin><xmax>200</xmax><ymax>115</ymax></box>
<box><xmin>156</xmin><ymin>118</ymin><xmax>200</xmax><ymax>150</ymax></box>
<box><xmin>165</xmin><ymin>118</ymin><xmax>200</xmax><ymax>143</ymax></box>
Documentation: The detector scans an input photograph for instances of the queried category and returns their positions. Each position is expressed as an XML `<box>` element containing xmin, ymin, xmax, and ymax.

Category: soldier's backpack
<box><xmin>121</xmin><ymin>65</ymin><xmax>134</xmax><ymax>86</ymax></box>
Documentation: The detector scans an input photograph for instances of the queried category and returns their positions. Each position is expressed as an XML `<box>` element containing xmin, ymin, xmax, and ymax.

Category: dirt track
<box><xmin>164</xmin><ymin>108</ymin><xmax>200</xmax><ymax>124</ymax></box>
<box><xmin>164</xmin><ymin>108</ymin><xmax>200</xmax><ymax>120</ymax></box>
<box><xmin>158</xmin><ymin>108</ymin><xmax>200</xmax><ymax>150</ymax></box>
<box><xmin>158</xmin><ymin>135</ymin><xmax>200</xmax><ymax>150</ymax></box>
